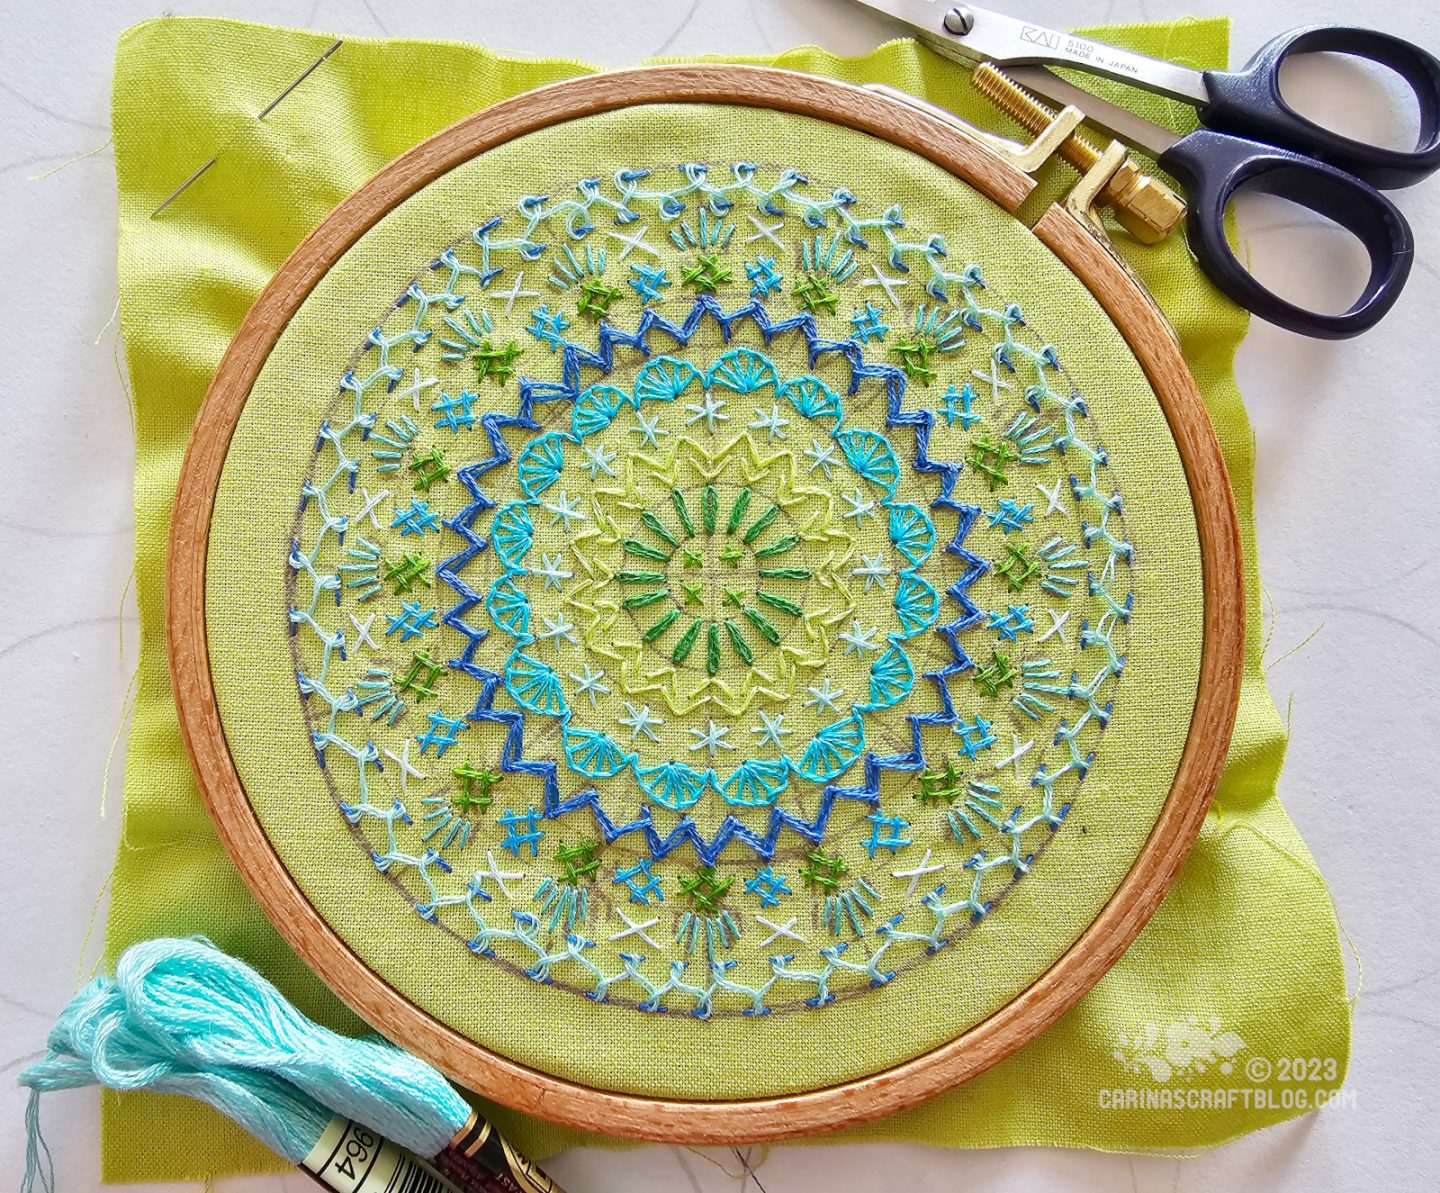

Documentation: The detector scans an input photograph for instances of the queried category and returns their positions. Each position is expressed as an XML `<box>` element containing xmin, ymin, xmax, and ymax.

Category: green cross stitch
<box><xmin>679</xmin><ymin>866</ymin><xmax>734</xmax><ymax>912</ymax></box>
<box><xmin>793</xmin><ymin>272</ymin><xmax>839</xmax><ymax>314</ymax></box>
<box><xmin>915</xmin><ymin>757</ymin><xmax>965</xmax><ymax>804</ymax></box>
<box><xmin>973</xmin><ymin>649</ymin><xmax>1018</xmax><ymax>697</ymax></box>
<box><xmin>681</xmin><ymin>253</ymin><xmax>733</xmax><ymax>293</ymax></box>
<box><xmin>968</xmin><ymin>434</ymin><xmax>1019</xmax><ymax>489</ymax></box>
<box><xmin>396</xmin><ymin>648</ymin><xmax>446</xmax><ymax>700</ymax></box>
<box><xmin>472</xmin><ymin>338</ymin><xmax>523</xmax><ymax>385</ymax></box>
<box><xmin>451</xmin><ymin>761</ymin><xmax>500</xmax><ymax>815</ymax></box>
<box><xmin>556</xmin><ymin>840</ymin><xmax>601</xmax><ymax>884</ymax></box>
<box><xmin>681</xmin><ymin>579</ymin><xmax>704</xmax><ymax>605</ymax></box>
<box><xmin>994</xmin><ymin>541</ymin><xmax>1041</xmax><ymax>592</ymax></box>
<box><xmin>799</xmin><ymin>848</ymin><xmax>848</xmax><ymax>891</ymax></box>
<box><xmin>383</xmin><ymin>552</ymin><xmax>431</xmax><ymax>594</ymax></box>
<box><xmin>576</xmin><ymin>276</ymin><xmax>621</xmax><ymax>319</ymax></box>
<box><xmin>889</xmin><ymin>336</ymin><xmax>938</xmax><ymax>384</ymax></box>
<box><xmin>408</xmin><ymin>447</ymin><xmax>450</xmax><ymax>491</ymax></box>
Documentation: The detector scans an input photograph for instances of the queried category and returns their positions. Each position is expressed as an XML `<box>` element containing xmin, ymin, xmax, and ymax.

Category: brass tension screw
<box><xmin>971</xmin><ymin>62</ymin><xmax>1185</xmax><ymax>245</ymax></box>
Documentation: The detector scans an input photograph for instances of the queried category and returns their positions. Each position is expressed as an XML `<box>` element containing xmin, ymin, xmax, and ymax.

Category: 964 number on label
<box><xmin>303</xmin><ymin>1116</ymin><xmax>462</xmax><ymax>1193</ymax></box>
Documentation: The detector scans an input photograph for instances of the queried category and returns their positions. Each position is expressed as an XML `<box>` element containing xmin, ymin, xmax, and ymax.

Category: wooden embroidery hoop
<box><xmin>167</xmin><ymin>65</ymin><xmax>1245</xmax><ymax>1144</ymax></box>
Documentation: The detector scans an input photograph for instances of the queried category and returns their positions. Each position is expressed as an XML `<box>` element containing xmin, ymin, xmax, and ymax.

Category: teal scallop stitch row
<box><xmin>485</xmin><ymin>344</ymin><xmax>940</xmax><ymax>810</ymax></box>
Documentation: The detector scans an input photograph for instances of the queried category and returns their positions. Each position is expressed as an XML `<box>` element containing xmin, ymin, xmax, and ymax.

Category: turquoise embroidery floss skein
<box><xmin>19</xmin><ymin>937</ymin><xmax>566</xmax><ymax>1193</ymax></box>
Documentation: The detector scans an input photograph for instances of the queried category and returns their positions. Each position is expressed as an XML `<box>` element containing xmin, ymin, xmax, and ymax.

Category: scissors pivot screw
<box><xmin>971</xmin><ymin>63</ymin><xmax>1185</xmax><ymax>245</ymax></box>
<box><xmin>942</xmin><ymin>6</ymin><xmax>975</xmax><ymax>36</ymax></box>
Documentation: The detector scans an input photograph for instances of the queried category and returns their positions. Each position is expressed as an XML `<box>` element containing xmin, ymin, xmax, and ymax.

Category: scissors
<box><xmin>853</xmin><ymin>1</ymin><xmax>1440</xmax><ymax>339</ymax></box>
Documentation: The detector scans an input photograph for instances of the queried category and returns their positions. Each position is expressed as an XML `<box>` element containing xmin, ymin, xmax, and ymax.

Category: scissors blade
<box><xmin>1007</xmin><ymin>66</ymin><xmax>1181</xmax><ymax>158</ymax></box>
<box><xmin>852</xmin><ymin>0</ymin><xmax>1210</xmax><ymax>106</ymax></box>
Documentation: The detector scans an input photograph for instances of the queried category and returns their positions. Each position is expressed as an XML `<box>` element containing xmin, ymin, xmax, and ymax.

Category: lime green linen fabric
<box><xmin>203</xmin><ymin>101</ymin><xmax>1203</xmax><ymax>1099</ymax></box>
<box><xmin>104</xmin><ymin>15</ymin><xmax>1349</xmax><ymax>1182</ymax></box>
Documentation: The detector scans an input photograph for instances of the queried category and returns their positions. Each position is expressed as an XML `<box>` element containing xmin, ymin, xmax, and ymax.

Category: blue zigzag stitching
<box><xmin>435</xmin><ymin>294</ymin><xmax>990</xmax><ymax>865</ymax></box>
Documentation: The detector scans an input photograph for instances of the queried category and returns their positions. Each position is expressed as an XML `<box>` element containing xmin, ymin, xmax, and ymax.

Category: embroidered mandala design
<box><xmin>286</xmin><ymin>163</ymin><xmax>1136</xmax><ymax>1017</ymax></box>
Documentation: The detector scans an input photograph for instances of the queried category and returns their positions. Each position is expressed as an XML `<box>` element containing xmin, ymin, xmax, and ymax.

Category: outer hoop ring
<box><xmin>167</xmin><ymin>64</ymin><xmax>1244</xmax><ymax>1143</ymax></box>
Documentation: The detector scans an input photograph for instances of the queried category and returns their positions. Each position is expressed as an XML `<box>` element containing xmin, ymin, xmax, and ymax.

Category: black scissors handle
<box><xmin>1200</xmin><ymin>25</ymin><xmax>1440</xmax><ymax>189</ymax></box>
<box><xmin>1159</xmin><ymin>129</ymin><xmax>1414</xmax><ymax>340</ymax></box>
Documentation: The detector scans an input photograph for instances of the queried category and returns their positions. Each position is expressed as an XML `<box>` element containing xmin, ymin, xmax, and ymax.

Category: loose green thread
<box><xmin>741</xmin><ymin>503</ymin><xmax>780</xmax><ymax>544</ymax></box>
<box><xmin>724</xmin><ymin>619</ymin><xmax>753</xmax><ymax>666</ymax></box>
<box><xmin>643</xmin><ymin>608</ymin><xmax>680</xmax><ymax>642</ymax></box>
<box><xmin>755</xmin><ymin>591</ymin><xmax>802</xmax><ymax>618</ymax></box>
<box><xmin>621</xmin><ymin>589</ymin><xmax>669</xmax><ymax>610</ymax></box>
<box><xmin>743</xmin><ymin>606</ymin><xmax>781</xmax><ymax>644</ymax></box>
<box><xmin>752</xmin><ymin>534</ymin><xmax>798</xmax><ymax>559</ymax></box>
<box><xmin>640</xmin><ymin>510</ymin><xmax>678</xmax><ymax>548</ymax></box>
<box><xmin>623</xmin><ymin>538</ymin><xmax>669</xmax><ymax>562</ymax></box>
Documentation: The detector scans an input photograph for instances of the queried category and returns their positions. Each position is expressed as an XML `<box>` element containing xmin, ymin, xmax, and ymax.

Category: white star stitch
<box><xmin>804</xmin><ymin>677</ymin><xmax>846</xmax><ymax>713</ymax></box>
<box><xmin>840</xmin><ymin>489</ymin><xmax>878</xmax><ymax>526</ymax></box>
<box><xmin>354</xmin><ymin>487</ymin><xmax>390</xmax><ymax>530</ymax></box>
<box><xmin>348</xmin><ymin>611</ymin><xmax>379</xmax><ymax>653</ymax></box>
<box><xmin>617</xmin><ymin>701</ymin><xmax>664</xmax><ymax>742</ymax></box>
<box><xmin>804</xmin><ymin>438</ymin><xmax>838</xmax><ymax>477</ymax></box>
<box><xmin>973</xmin><ymin>358</ymin><xmax>1014</xmax><ymax>402</ymax></box>
<box><xmin>568</xmin><ymin>664</ymin><xmax>610</xmax><ymax>706</ymax></box>
<box><xmin>748</xmin><ymin>404</ymin><xmax>790</xmax><ymax>442</ymax></box>
<box><xmin>537</xmin><ymin>613</ymin><xmax>578</xmax><ymax>646</ymax></box>
<box><xmin>1036</xmin><ymin>477</ymin><xmax>1067</xmax><ymax>517</ymax></box>
<box><xmin>631</xmin><ymin>411</ymin><xmax>668</xmax><ymax>448</ymax></box>
<box><xmin>477</xmin><ymin>851</ymin><xmax>523</xmax><ymax>900</ymax></box>
<box><xmin>606</xmin><ymin>224</ymin><xmax>659</xmax><ymax>260</ymax></box>
<box><xmin>852</xmin><ymin>553</ymin><xmax>892</xmax><ymax>592</ymax></box>
<box><xmin>749</xmin><ymin>711</ymin><xmax>792</xmax><ymax>749</ymax></box>
<box><xmin>755</xmin><ymin>915</ymin><xmax>807</xmax><ymax>946</ymax></box>
<box><xmin>687</xmin><ymin>719</ymin><xmax>734</xmax><ymax>758</ymax></box>
<box><xmin>609</xmin><ymin>908</ymin><xmax>662</xmax><ymax>948</ymax></box>
<box><xmin>684</xmin><ymin>393</ymin><xmax>730</xmax><ymax>433</ymax></box>
<box><xmin>484</xmin><ymin>270</ymin><xmax>540</xmax><ymax>314</ymax></box>
<box><xmin>1035</xmin><ymin>608</ymin><xmax>1071</xmax><ymax>645</ymax></box>
<box><xmin>993</xmin><ymin>734</ymin><xmax>1035</xmax><ymax>781</ymax></box>
<box><xmin>839</xmin><ymin>621</ymin><xmax>880</xmax><ymax>656</ymax></box>
<box><xmin>543</xmin><ymin>490</ymin><xmax>587</xmax><ymax>529</ymax></box>
<box><xmin>581</xmin><ymin>442</ymin><xmax>618</xmax><ymax>479</ymax></box>
<box><xmin>394</xmin><ymin>367</ymin><xmax>439</xmax><ymax>413</ymax></box>
<box><xmin>745</xmin><ymin>214</ymin><xmax>785</xmax><ymax>247</ymax></box>
<box><xmin>382</xmin><ymin>739</ymin><xmax>427</xmax><ymax>798</ymax></box>
<box><xmin>859</xmin><ymin>262</ymin><xmax>908</xmax><ymax>307</ymax></box>
<box><xmin>532</xmin><ymin>552</ymin><xmax>573</xmax><ymax>590</ymax></box>
<box><xmin>892</xmin><ymin>847</ymin><xmax>945</xmax><ymax>899</ymax></box>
